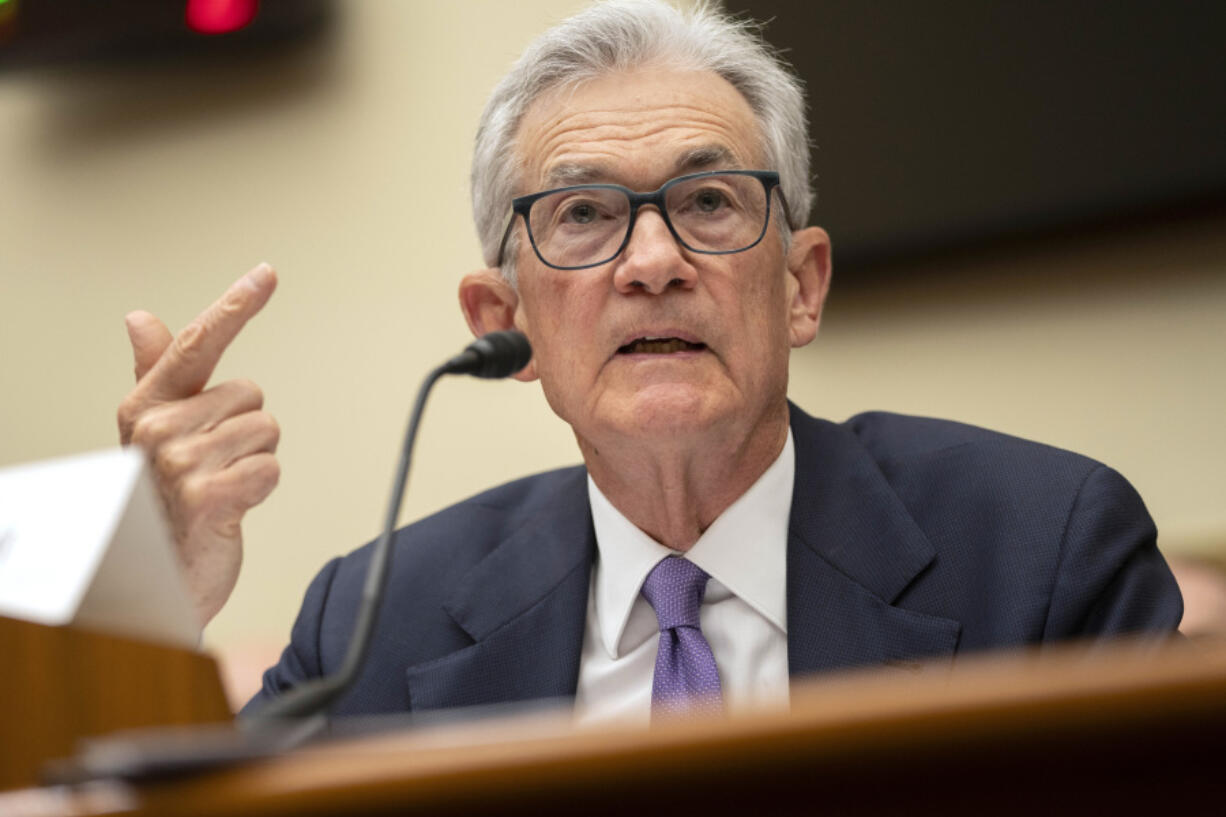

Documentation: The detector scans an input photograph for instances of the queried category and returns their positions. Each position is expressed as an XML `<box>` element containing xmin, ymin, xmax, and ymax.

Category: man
<box><xmin>117</xmin><ymin>0</ymin><xmax>1181</xmax><ymax>724</ymax></box>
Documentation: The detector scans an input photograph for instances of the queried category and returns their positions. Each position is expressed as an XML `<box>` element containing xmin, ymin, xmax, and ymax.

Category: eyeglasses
<box><xmin>497</xmin><ymin>170</ymin><xmax>786</xmax><ymax>271</ymax></box>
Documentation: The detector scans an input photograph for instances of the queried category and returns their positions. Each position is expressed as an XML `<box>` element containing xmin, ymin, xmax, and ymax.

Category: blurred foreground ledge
<box><xmin>3</xmin><ymin>633</ymin><xmax>1225</xmax><ymax>817</ymax></box>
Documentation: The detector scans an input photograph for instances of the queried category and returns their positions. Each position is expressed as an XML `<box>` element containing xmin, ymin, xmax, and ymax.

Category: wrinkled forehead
<box><xmin>512</xmin><ymin>67</ymin><xmax>766</xmax><ymax>195</ymax></box>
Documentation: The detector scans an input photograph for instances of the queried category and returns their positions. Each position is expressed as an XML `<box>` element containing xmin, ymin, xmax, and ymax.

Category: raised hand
<box><xmin>117</xmin><ymin>264</ymin><xmax>280</xmax><ymax>628</ymax></box>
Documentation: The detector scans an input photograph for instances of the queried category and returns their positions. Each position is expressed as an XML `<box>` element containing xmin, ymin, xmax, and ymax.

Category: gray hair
<box><xmin>471</xmin><ymin>0</ymin><xmax>812</xmax><ymax>284</ymax></box>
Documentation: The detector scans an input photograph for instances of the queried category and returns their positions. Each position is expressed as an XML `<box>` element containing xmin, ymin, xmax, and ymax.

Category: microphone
<box><xmin>45</xmin><ymin>336</ymin><xmax>535</xmax><ymax>783</ymax></box>
<box><xmin>248</xmin><ymin>330</ymin><xmax>532</xmax><ymax>724</ymax></box>
<box><xmin>443</xmin><ymin>330</ymin><xmax>533</xmax><ymax>378</ymax></box>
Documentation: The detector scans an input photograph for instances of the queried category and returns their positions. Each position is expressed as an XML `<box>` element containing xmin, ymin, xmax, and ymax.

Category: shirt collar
<box><xmin>587</xmin><ymin>428</ymin><xmax>795</xmax><ymax>658</ymax></box>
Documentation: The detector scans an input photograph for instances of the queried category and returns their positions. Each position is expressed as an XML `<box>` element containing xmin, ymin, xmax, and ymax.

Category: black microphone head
<box><xmin>463</xmin><ymin>330</ymin><xmax>533</xmax><ymax>378</ymax></box>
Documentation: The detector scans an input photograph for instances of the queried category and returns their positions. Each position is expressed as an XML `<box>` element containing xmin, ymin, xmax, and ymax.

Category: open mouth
<box><xmin>617</xmin><ymin>337</ymin><xmax>707</xmax><ymax>355</ymax></box>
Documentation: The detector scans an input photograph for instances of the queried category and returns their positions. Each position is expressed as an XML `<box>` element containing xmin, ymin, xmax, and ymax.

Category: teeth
<box><xmin>623</xmin><ymin>337</ymin><xmax>703</xmax><ymax>354</ymax></box>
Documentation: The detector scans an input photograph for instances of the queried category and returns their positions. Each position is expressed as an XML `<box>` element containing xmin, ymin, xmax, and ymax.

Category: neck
<box><xmin>579</xmin><ymin>404</ymin><xmax>790</xmax><ymax>550</ymax></box>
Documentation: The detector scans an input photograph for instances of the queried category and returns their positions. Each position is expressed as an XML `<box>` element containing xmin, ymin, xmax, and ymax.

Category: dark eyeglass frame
<box><xmin>495</xmin><ymin>169</ymin><xmax>789</xmax><ymax>271</ymax></box>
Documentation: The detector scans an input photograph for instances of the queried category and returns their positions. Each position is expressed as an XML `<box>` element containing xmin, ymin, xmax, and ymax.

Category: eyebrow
<box><xmin>540</xmin><ymin>145</ymin><xmax>739</xmax><ymax>190</ymax></box>
<box><xmin>544</xmin><ymin>163</ymin><xmax>604</xmax><ymax>187</ymax></box>
<box><xmin>673</xmin><ymin>145</ymin><xmax>736</xmax><ymax>174</ymax></box>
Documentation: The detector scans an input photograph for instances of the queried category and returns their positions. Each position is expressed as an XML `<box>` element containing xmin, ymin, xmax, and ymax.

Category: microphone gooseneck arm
<box><xmin>248</xmin><ymin>330</ymin><xmax>531</xmax><ymax>723</ymax></box>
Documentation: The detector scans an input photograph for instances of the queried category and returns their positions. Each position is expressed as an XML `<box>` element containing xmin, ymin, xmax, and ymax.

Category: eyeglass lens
<box><xmin>526</xmin><ymin>173</ymin><xmax>769</xmax><ymax>269</ymax></box>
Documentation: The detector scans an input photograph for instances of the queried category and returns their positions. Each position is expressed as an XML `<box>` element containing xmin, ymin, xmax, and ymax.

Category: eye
<box><xmin>560</xmin><ymin>201</ymin><xmax>600</xmax><ymax>224</ymax></box>
<box><xmin>693</xmin><ymin>188</ymin><xmax>729</xmax><ymax>212</ymax></box>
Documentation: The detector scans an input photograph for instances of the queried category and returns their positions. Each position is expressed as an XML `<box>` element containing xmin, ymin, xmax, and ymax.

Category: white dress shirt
<box><xmin>574</xmin><ymin>430</ymin><xmax>795</xmax><ymax>726</ymax></box>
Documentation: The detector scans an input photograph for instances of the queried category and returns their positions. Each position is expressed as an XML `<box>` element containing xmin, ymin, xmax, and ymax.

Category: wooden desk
<box><xmin>4</xmin><ymin>639</ymin><xmax>1224</xmax><ymax>816</ymax></box>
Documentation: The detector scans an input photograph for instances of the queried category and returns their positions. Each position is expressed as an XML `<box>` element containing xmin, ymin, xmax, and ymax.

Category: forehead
<box><xmin>514</xmin><ymin>67</ymin><xmax>764</xmax><ymax>192</ymax></box>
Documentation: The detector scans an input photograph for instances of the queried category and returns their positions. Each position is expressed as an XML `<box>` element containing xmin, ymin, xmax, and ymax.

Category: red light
<box><xmin>185</xmin><ymin>0</ymin><xmax>259</xmax><ymax>36</ymax></box>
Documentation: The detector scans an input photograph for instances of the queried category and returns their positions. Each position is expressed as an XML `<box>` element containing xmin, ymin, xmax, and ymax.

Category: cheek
<box><xmin>732</xmin><ymin>269</ymin><xmax>793</xmax><ymax>379</ymax></box>
<box><xmin>519</xmin><ymin>278</ymin><xmax>597</xmax><ymax>379</ymax></box>
<box><xmin>732</xmin><ymin>262</ymin><xmax>791</xmax><ymax>335</ymax></box>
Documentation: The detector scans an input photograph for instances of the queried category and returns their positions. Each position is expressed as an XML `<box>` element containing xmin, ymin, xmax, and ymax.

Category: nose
<box><xmin>611</xmin><ymin>208</ymin><xmax>698</xmax><ymax>295</ymax></box>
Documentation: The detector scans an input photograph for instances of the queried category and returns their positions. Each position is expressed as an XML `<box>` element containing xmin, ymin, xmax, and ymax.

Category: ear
<box><xmin>458</xmin><ymin>268</ymin><xmax>538</xmax><ymax>382</ymax></box>
<box><xmin>784</xmin><ymin>226</ymin><xmax>833</xmax><ymax>349</ymax></box>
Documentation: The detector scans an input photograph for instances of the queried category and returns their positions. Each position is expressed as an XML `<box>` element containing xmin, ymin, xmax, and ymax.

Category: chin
<box><xmin>608</xmin><ymin>385</ymin><xmax>730</xmax><ymax>439</ymax></box>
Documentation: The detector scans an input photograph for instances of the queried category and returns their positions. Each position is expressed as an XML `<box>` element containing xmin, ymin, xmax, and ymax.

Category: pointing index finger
<box><xmin>140</xmin><ymin>263</ymin><xmax>278</xmax><ymax>403</ymax></box>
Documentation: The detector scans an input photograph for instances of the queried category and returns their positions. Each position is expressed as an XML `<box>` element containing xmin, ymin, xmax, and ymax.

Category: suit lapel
<box><xmin>404</xmin><ymin>407</ymin><xmax>964</xmax><ymax>711</ymax></box>
<box><xmin>404</xmin><ymin>469</ymin><xmax>595</xmax><ymax>711</ymax></box>
<box><xmin>786</xmin><ymin>405</ymin><xmax>961</xmax><ymax>678</ymax></box>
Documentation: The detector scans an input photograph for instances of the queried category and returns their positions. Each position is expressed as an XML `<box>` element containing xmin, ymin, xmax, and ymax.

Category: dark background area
<box><xmin>730</xmin><ymin>0</ymin><xmax>1226</xmax><ymax>273</ymax></box>
<box><xmin>0</xmin><ymin>0</ymin><xmax>332</xmax><ymax>67</ymax></box>
<box><xmin>3</xmin><ymin>0</ymin><xmax>1223</xmax><ymax>275</ymax></box>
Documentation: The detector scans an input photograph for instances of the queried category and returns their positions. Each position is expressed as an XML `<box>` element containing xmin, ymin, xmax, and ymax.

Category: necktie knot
<box><xmin>641</xmin><ymin>556</ymin><xmax>709</xmax><ymax>631</ymax></box>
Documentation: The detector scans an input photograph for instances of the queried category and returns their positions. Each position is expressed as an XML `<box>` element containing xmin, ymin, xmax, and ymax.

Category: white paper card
<box><xmin>0</xmin><ymin>447</ymin><xmax>200</xmax><ymax>648</ymax></box>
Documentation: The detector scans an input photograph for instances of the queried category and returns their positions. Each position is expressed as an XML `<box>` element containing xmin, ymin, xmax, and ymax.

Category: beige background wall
<box><xmin>1</xmin><ymin>2</ymin><xmax>1223</xmax><ymax>694</ymax></box>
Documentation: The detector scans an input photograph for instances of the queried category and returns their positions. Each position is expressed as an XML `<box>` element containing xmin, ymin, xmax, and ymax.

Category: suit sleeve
<box><xmin>239</xmin><ymin>556</ymin><xmax>342</xmax><ymax>717</ymax></box>
<box><xmin>1042</xmin><ymin>465</ymin><xmax>1183</xmax><ymax>639</ymax></box>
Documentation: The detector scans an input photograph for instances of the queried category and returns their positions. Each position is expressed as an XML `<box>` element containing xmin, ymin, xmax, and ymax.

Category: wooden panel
<box><xmin>5</xmin><ymin>638</ymin><xmax>1223</xmax><ymax>816</ymax></box>
<box><xmin>0</xmin><ymin>616</ymin><xmax>231</xmax><ymax>791</ymax></box>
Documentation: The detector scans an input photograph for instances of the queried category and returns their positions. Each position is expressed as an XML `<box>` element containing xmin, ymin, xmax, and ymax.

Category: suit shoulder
<box><xmin>332</xmin><ymin>465</ymin><xmax>587</xmax><ymax>579</ymax></box>
<box><xmin>842</xmin><ymin>411</ymin><xmax>1100</xmax><ymax>473</ymax></box>
<box><xmin>835</xmin><ymin>411</ymin><xmax>1128</xmax><ymax>518</ymax></box>
<box><xmin>298</xmin><ymin>464</ymin><xmax>588</xmax><ymax>666</ymax></box>
<box><xmin>417</xmin><ymin>464</ymin><xmax>588</xmax><ymax>531</ymax></box>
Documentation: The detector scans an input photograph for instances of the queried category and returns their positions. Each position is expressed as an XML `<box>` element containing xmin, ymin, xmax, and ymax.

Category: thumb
<box><xmin>124</xmin><ymin>310</ymin><xmax>174</xmax><ymax>383</ymax></box>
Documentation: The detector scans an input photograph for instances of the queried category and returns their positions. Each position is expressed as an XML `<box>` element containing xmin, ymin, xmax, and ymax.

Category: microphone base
<box><xmin>43</xmin><ymin>716</ymin><xmax>327</xmax><ymax>786</ymax></box>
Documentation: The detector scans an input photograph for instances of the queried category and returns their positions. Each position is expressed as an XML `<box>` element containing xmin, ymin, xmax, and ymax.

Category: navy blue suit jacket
<box><xmin>247</xmin><ymin>405</ymin><xmax>1182</xmax><ymax>716</ymax></box>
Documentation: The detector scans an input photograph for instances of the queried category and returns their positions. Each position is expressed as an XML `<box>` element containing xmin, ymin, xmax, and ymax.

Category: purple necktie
<box><xmin>640</xmin><ymin>556</ymin><xmax>723</xmax><ymax>716</ymax></box>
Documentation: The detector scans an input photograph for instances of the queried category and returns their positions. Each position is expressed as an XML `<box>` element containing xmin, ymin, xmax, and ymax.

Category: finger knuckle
<box><xmin>154</xmin><ymin>440</ymin><xmax>195</xmax><ymax>479</ymax></box>
<box><xmin>219</xmin><ymin>289</ymin><xmax>248</xmax><ymax>317</ymax></box>
<box><xmin>179</xmin><ymin>474</ymin><xmax>215</xmax><ymax>514</ymax></box>
<box><xmin>262</xmin><ymin>456</ymin><xmax>282</xmax><ymax>485</ymax></box>
<box><xmin>247</xmin><ymin>456</ymin><xmax>281</xmax><ymax>503</ymax></box>
<box><xmin>116</xmin><ymin>399</ymin><xmax>140</xmax><ymax>441</ymax></box>
<box><xmin>173</xmin><ymin>321</ymin><xmax>206</xmax><ymax>360</ymax></box>
<box><xmin>232</xmin><ymin>378</ymin><xmax>265</xmax><ymax>407</ymax></box>
<box><xmin>257</xmin><ymin>412</ymin><xmax>281</xmax><ymax>444</ymax></box>
<box><xmin>130</xmin><ymin>409</ymin><xmax>173</xmax><ymax>447</ymax></box>
<box><xmin>178</xmin><ymin>476</ymin><xmax>204</xmax><ymax>510</ymax></box>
